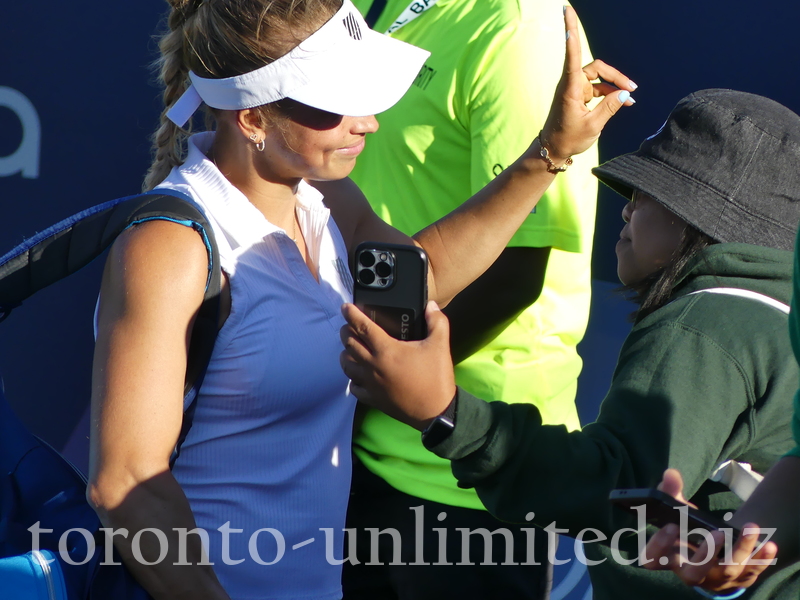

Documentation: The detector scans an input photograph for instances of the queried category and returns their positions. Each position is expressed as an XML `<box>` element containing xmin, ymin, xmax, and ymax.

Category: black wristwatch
<box><xmin>421</xmin><ymin>392</ymin><xmax>458</xmax><ymax>449</ymax></box>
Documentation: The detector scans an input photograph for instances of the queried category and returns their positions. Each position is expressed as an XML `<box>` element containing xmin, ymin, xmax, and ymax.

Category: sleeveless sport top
<box><xmin>157</xmin><ymin>133</ymin><xmax>355</xmax><ymax>600</ymax></box>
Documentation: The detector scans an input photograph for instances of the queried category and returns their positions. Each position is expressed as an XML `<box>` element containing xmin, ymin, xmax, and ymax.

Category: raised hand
<box><xmin>540</xmin><ymin>6</ymin><xmax>637</xmax><ymax>162</ymax></box>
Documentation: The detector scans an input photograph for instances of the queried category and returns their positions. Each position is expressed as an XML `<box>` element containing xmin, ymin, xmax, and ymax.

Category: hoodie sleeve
<box><xmin>429</xmin><ymin>317</ymin><xmax>757</xmax><ymax>536</ymax></box>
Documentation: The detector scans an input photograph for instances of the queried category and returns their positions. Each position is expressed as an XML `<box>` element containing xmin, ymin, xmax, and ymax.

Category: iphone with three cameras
<box><xmin>352</xmin><ymin>242</ymin><xmax>428</xmax><ymax>341</ymax></box>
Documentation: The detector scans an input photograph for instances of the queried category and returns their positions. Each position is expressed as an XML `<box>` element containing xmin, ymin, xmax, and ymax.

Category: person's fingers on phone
<box><xmin>720</xmin><ymin>525</ymin><xmax>776</xmax><ymax>588</ymax></box>
<box><xmin>341</xmin><ymin>302</ymin><xmax>391</xmax><ymax>353</ymax></box>
<box><xmin>421</xmin><ymin>301</ymin><xmax>450</xmax><ymax>347</ymax></box>
<box><xmin>672</xmin><ymin>529</ymin><xmax>724</xmax><ymax>586</ymax></box>
<box><xmin>338</xmin><ymin>322</ymin><xmax>378</xmax><ymax>378</ymax></box>
<box><xmin>670</xmin><ymin>525</ymin><xmax>775</xmax><ymax>592</ymax></box>
<box><xmin>735</xmin><ymin>535</ymin><xmax>777</xmax><ymax>588</ymax></box>
<box><xmin>656</xmin><ymin>468</ymin><xmax>691</xmax><ymax>505</ymax></box>
<box><xmin>727</xmin><ymin>525</ymin><xmax>764</xmax><ymax>566</ymax></box>
<box><xmin>750</xmin><ymin>536</ymin><xmax>778</xmax><ymax>568</ymax></box>
<box><xmin>339</xmin><ymin>348</ymin><xmax>372</xmax><ymax>386</ymax></box>
<box><xmin>642</xmin><ymin>523</ymin><xmax>681</xmax><ymax>570</ymax></box>
<box><xmin>339</xmin><ymin>322</ymin><xmax>370</xmax><ymax>360</ymax></box>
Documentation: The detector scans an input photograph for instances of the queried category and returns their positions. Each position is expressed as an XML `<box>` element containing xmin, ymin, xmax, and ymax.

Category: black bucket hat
<box><xmin>592</xmin><ymin>89</ymin><xmax>800</xmax><ymax>251</ymax></box>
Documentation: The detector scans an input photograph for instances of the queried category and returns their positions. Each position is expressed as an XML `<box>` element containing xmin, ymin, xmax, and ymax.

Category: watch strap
<box><xmin>421</xmin><ymin>391</ymin><xmax>458</xmax><ymax>448</ymax></box>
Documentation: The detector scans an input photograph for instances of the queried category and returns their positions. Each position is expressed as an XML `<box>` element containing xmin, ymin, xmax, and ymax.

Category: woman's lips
<box><xmin>338</xmin><ymin>138</ymin><xmax>366</xmax><ymax>156</ymax></box>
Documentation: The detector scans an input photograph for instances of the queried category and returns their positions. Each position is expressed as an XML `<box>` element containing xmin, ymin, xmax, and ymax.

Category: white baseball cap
<box><xmin>167</xmin><ymin>0</ymin><xmax>431</xmax><ymax>126</ymax></box>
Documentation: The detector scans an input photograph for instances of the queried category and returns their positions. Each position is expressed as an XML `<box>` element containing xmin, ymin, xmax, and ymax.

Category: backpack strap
<box><xmin>0</xmin><ymin>190</ymin><xmax>222</xmax><ymax>463</ymax></box>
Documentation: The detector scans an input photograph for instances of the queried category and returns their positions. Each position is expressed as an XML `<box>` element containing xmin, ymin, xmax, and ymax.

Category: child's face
<box><xmin>616</xmin><ymin>191</ymin><xmax>687</xmax><ymax>286</ymax></box>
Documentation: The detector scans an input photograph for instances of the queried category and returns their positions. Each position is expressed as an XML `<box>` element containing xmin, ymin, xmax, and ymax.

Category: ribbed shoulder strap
<box><xmin>0</xmin><ymin>190</ymin><xmax>221</xmax><ymax>400</ymax></box>
<box><xmin>688</xmin><ymin>287</ymin><xmax>790</xmax><ymax>315</ymax></box>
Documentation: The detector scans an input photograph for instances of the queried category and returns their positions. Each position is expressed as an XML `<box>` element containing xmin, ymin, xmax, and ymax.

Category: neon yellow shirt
<box><xmin>351</xmin><ymin>0</ymin><xmax>599</xmax><ymax>509</ymax></box>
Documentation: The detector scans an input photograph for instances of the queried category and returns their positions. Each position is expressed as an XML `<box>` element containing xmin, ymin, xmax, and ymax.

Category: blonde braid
<box><xmin>143</xmin><ymin>2</ymin><xmax>200</xmax><ymax>191</ymax></box>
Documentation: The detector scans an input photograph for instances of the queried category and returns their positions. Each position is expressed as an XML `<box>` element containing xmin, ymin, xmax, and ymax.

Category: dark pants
<box><xmin>342</xmin><ymin>461</ymin><xmax>553</xmax><ymax>600</ymax></box>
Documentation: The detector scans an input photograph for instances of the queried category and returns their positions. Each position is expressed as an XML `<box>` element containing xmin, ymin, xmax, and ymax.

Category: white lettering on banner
<box><xmin>0</xmin><ymin>87</ymin><xmax>41</xmax><ymax>179</ymax></box>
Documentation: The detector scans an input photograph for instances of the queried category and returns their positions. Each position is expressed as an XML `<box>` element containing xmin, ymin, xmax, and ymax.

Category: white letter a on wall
<box><xmin>0</xmin><ymin>87</ymin><xmax>41</xmax><ymax>179</ymax></box>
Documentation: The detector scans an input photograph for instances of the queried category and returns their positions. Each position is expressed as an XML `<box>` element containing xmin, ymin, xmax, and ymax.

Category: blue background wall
<box><xmin>2</xmin><ymin>2</ymin><xmax>799</xmax><ymax>597</ymax></box>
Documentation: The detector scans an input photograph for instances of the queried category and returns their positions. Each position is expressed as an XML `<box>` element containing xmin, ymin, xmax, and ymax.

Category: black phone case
<box><xmin>353</xmin><ymin>242</ymin><xmax>428</xmax><ymax>341</ymax></box>
<box><xmin>609</xmin><ymin>488</ymin><xmax>740</xmax><ymax>538</ymax></box>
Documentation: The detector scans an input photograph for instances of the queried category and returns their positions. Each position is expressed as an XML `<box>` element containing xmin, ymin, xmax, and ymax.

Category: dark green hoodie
<box><xmin>431</xmin><ymin>243</ymin><xmax>800</xmax><ymax>599</ymax></box>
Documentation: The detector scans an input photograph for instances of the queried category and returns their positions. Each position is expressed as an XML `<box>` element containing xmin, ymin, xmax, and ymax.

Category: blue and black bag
<box><xmin>0</xmin><ymin>191</ymin><xmax>221</xmax><ymax>599</ymax></box>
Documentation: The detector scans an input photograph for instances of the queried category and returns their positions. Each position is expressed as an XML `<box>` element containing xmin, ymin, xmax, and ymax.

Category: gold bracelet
<box><xmin>537</xmin><ymin>131</ymin><xmax>573</xmax><ymax>174</ymax></box>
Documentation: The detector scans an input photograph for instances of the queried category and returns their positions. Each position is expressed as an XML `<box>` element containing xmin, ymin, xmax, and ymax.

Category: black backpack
<box><xmin>0</xmin><ymin>190</ymin><xmax>221</xmax><ymax>599</ymax></box>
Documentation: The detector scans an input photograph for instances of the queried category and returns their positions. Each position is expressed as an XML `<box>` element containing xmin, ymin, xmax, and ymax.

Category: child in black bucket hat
<box><xmin>641</xmin><ymin>92</ymin><xmax>800</xmax><ymax>598</ymax></box>
<box><xmin>594</xmin><ymin>88</ymin><xmax>800</xmax><ymax>323</ymax></box>
<box><xmin>338</xmin><ymin>89</ymin><xmax>800</xmax><ymax>600</ymax></box>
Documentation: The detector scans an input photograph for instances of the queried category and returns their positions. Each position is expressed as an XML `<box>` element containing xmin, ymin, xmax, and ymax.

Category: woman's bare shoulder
<box><xmin>102</xmin><ymin>219</ymin><xmax>210</xmax><ymax>319</ymax></box>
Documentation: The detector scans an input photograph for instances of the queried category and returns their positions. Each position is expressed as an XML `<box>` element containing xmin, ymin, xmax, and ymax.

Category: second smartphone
<box><xmin>609</xmin><ymin>488</ymin><xmax>741</xmax><ymax>540</ymax></box>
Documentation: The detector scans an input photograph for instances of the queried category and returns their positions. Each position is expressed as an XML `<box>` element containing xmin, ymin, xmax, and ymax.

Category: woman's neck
<box><xmin>207</xmin><ymin>135</ymin><xmax>299</xmax><ymax>233</ymax></box>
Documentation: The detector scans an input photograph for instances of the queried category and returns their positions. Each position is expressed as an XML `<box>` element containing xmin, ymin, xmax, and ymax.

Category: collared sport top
<box><xmin>156</xmin><ymin>132</ymin><xmax>355</xmax><ymax>599</ymax></box>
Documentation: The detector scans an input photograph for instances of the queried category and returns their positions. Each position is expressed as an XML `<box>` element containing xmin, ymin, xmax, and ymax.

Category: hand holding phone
<box><xmin>342</xmin><ymin>244</ymin><xmax>454</xmax><ymax>430</ymax></box>
<box><xmin>353</xmin><ymin>242</ymin><xmax>428</xmax><ymax>341</ymax></box>
<box><xmin>609</xmin><ymin>488</ymin><xmax>741</xmax><ymax>542</ymax></box>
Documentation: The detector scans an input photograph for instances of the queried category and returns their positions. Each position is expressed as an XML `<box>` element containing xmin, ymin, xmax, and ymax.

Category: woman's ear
<box><xmin>236</xmin><ymin>108</ymin><xmax>265</xmax><ymax>143</ymax></box>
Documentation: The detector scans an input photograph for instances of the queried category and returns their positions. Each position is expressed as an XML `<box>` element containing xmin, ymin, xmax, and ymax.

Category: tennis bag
<box><xmin>0</xmin><ymin>191</ymin><xmax>221</xmax><ymax>599</ymax></box>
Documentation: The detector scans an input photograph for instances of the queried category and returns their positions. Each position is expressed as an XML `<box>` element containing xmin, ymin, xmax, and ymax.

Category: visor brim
<box><xmin>288</xmin><ymin>30</ymin><xmax>430</xmax><ymax>117</ymax></box>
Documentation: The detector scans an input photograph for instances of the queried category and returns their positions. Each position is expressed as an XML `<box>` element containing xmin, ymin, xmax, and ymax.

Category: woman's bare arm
<box><xmin>87</xmin><ymin>220</ymin><xmax>231</xmax><ymax>600</ymax></box>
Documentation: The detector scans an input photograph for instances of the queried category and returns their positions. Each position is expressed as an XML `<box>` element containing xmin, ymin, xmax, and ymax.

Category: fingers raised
<box><xmin>563</xmin><ymin>6</ymin><xmax>582</xmax><ymax>76</ymax></box>
<box><xmin>541</xmin><ymin>6</ymin><xmax>637</xmax><ymax>159</ymax></box>
<box><xmin>582</xmin><ymin>59</ymin><xmax>637</xmax><ymax>94</ymax></box>
<box><xmin>584</xmin><ymin>90</ymin><xmax>637</xmax><ymax>132</ymax></box>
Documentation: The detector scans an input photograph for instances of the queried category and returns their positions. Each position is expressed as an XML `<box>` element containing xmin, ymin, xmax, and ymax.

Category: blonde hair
<box><xmin>144</xmin><ymin>0</ymin><xmax>340</xmax><ymax>191</ymax></box>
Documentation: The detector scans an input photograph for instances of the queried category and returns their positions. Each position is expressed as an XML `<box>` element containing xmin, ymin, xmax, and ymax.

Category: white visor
<box><xmin>166</xmin><ymin>0</ymin><xmax>430</xmax><ymax>126</ymax></box>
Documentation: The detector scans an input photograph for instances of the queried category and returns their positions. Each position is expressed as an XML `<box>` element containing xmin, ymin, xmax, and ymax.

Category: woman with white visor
<box><xmin>86</xmin><ymin>1</ymin><xmax>635</xmax><ymax>599</ymax></box>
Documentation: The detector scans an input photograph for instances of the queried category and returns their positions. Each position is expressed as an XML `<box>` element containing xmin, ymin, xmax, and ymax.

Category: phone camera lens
<box><xmin>359</xmin><ymin>269</ymin><xmax>376</xmax><ymax>285</ymax></box>
<box><xmin>375</xmin><ymin>261</ymin><xmax>392</xmax><ymax>278</ymax></box>
<box><xmin>359</xmin><ymin>252</ymin><xmax>376</xmax><ymax>267</ymax></box>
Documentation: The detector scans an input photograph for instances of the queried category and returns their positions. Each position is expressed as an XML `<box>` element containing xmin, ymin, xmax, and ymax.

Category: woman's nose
<box><xmin>353</xmin><ymin>115</ymin><xmax>379</xmax><ymax>134</ymax></box>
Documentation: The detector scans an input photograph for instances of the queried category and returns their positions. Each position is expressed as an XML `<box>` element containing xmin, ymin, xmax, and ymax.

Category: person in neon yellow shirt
<box><xmin>345</xmin><ymin>0</ymin><xmax>603</xmax><ymax>597</ymax></box>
